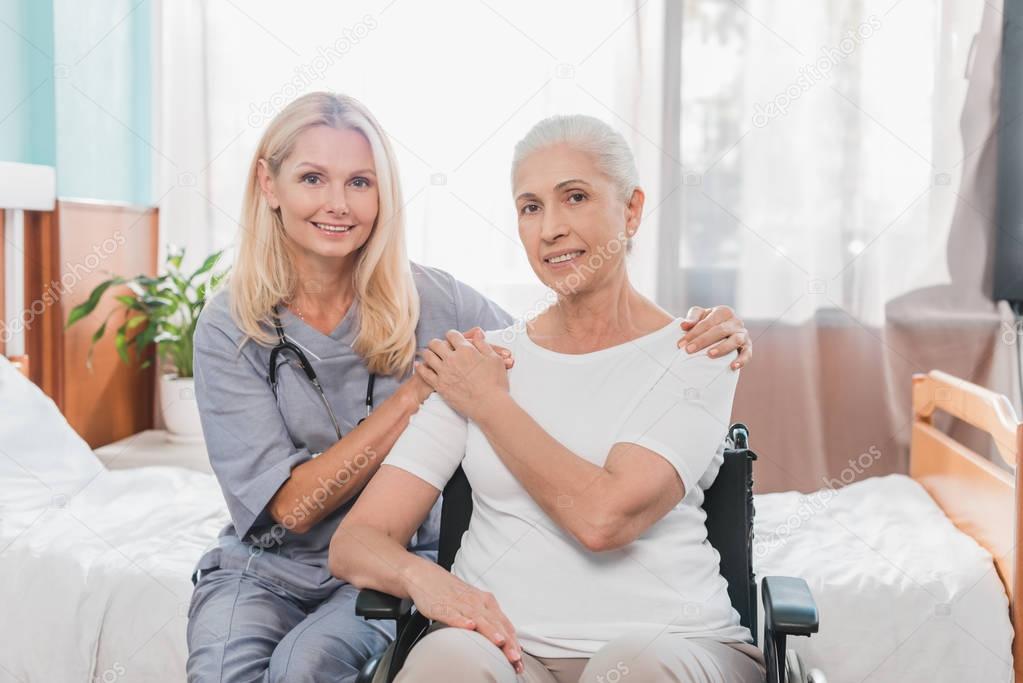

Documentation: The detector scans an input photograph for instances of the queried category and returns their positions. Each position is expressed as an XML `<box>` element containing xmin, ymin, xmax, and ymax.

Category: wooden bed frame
<box><xmin>1</xmin><ymin>200</ymin><xmax>159</xmax><ymax>447</ymax></box>
<box><xmin>910</xmin><ymin>370</ymin><xmax>1022</xmax><ymax>678</ymax></box>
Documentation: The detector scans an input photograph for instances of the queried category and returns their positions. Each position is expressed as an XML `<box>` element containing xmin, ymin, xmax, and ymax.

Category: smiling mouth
<box><xmin>310</xmin><ymin>221</ymin><xmax>355</xmax><ymax>233</ymax></box>
<box><xmin>544</xmin><ymin>250</ymin><xmax>585</xmax><ymax>264</ymax></box>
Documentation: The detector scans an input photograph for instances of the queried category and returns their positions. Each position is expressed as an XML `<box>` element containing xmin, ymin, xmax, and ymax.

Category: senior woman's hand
<box><xmin>417</xmin><ymin>330</ymin><xmax>509</xmax><ymax>420</ymax></box>
<box><xmin>678</xmin><ymin>305</ymin><xmax>752</xmax><ymax>370</ymax></box>
<box><xmin>405</xmin><ymin>559</ymin><xmax>525</xmax><ymax>673</ymax></box>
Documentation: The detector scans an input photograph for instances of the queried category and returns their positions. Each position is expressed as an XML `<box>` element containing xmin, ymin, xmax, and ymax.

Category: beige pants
<box><xmin>394</xmin><ymin>624</ymin><xmax>767</xmax><ymax>683</ymax></box>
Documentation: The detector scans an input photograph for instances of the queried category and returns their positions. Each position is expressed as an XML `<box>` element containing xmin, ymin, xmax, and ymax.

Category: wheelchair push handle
<box><xmin>728</xmin><ymin>423</ymin><xmax>750</xmax><ymax>450</ymax></box>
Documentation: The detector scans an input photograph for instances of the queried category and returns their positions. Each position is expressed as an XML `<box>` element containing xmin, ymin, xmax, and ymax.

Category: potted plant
<box><xmin>67</xmin><ymin>246</ymin><xmax>227</xmax><ymax>442</ymax></box>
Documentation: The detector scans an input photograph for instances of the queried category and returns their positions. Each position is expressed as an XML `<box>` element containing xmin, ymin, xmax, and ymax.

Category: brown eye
<box><xmin>568</xmin><ymin>192</ymin><xmax>586</xmax><ymax>203</ymax></box>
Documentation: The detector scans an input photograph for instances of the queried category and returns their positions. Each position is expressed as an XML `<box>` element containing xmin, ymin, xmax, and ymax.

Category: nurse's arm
<box><xmin>267</xmin><ymin>377</ymin><xmax>430</xmax><ymax>534</ymax></box>
<box><xmin>330</xmin><ymin>466</ymin><xmax>525</xmax><ymax>673</ymax></box>
<box><xmin>269</xmin><ymin>329</ymin><xmax>511</xmax><ymax>533</ymax></box>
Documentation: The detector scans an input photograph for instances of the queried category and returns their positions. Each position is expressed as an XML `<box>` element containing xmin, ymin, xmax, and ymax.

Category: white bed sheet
<box><xmin>1</xmin><ymin>464</ymin><xmax>1014</xmax><ymax>683</ymax></box>
<box><xmin>753</xmin><ymin>473</ymin><xmax>1014</xmax><ymax>682</ymax></box>
<box><xmin>0</xmin><ymin>465</ymin><xmax>227</xmax><ymax>683</ymax></box>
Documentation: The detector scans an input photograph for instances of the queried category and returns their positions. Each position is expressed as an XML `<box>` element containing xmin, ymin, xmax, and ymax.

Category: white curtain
<box><xmin>666</xmin><ymin>0</ymin><xmax>975</xmax><ymax>327</ymax></box>
<box><xmin>157</xmin><ymin>0</ymin><xmax>666</xmax><ymax>316</ymax></box>
<box><xmin>661</xmin><ymin>0</ymin><xmax>1017</xmax><ymax>494</ymax></box>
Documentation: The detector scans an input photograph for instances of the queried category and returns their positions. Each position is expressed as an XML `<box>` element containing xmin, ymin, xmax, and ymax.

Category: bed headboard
<box><xmin>1</xmin><ymin>200</ymin><xmax>159</xmax><ymax>447</ymax></box>
<box><xmin>910</xmin><ymin>370</ymin><xmax>1022</xmax><ymax>678</ymax></box>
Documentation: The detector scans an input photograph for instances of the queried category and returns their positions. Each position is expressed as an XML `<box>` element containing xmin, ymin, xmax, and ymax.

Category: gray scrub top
<box><xmin>192</xmin><ymin>262</ymin><xmax>513</xmax><ymax>600</ymax></box>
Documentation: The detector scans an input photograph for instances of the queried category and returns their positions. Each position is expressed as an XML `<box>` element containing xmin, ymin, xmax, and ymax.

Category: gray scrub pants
<box><xmin>186</xmin><ymin>567</ymin><xmax>393</xmax><ymax>683</ymax></box>
<box><xmin>394</xmin><ymin>624</ymin><xmax>767</xmax><ymax>683</ymax></box>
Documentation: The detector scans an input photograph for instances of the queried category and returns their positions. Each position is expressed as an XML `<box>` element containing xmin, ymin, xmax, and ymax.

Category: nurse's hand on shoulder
<box><xmin>402</xmin><ymin>327</ymin><xmax>513</xmax><ymax>409</ymax></box>
<box><xmin>405</xmin><ymin>560</ymin><xmax>525</xmax><ymax>674</ymax></box>
<box><xmin>464</xmin><ymin>327</ymin><xmax>514</xmax><ymax>369</ymax></box>
<box><xmin>678</xmin><ymin>305</ymin><xmax>752</xmax><ymax>371</ymax></box>
<box><xmin>417</xmin><ymin>330</ymin><xmax>509</xmax><ymax>421</ymax></box>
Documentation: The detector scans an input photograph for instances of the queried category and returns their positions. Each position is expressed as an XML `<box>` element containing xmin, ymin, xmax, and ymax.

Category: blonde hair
<box><xmin>230</xmin><ymin>92</ymin><xmax>420</xmax><ymax>377</ymax></box>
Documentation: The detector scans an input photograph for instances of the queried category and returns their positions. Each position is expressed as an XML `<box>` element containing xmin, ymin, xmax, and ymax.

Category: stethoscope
<box><xmin>268</xmin><ymin>305</ymin><xmax>375</xmax><ymax>442</ymax></box>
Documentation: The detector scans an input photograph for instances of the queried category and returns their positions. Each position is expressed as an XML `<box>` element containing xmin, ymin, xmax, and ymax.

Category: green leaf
<box><xmin>171</xmin><ymin>273</ymin><xmax>190</xmax><ymax>296</ymax></box>
<box><xmin>91</xmin><ymin>319</ymin><xmax>109</xmax><ymax>343</ymax></box>
<box><xmin>188</xmin><ymin>250</ymin><xmax>223</xmax><ymax>283</ymax></box>
<box><xmin>114</xmin><ymin>324</ymin><xmax>130</xmax><ymax>365</ymax></box>
<box><xmin>126</xmin><ymin>281</ymin><xmax>148</xmax><ymax>298</ymax></box>
<box><xmin>66</xmin><ymin>278</ymin><xmax>122</xmax><ymax>327</ymax></box>
<box><xmin>167</xmin><ymin>246</ymin><xmax>184</xmax><ymax>270</ymax></box>
<box><xmin>209</xmin><ymin>271</ymin><xmax>228</xmax><ymax>291</ymax></box>
<box><xmin>126</xmin><ymin>315</ymin><xmax>148</xmax><ymax>330</ymax></box>
<box><xmin>135</xmin><ymin>321</ymin><xmax>158</xmax><ymax>353</ymax></box>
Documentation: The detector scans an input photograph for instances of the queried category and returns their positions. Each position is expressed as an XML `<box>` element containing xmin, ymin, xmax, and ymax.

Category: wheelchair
<box><xmin>354</xmin><ymin>424</ymin><xmax>825</xmax><ymax>683</ymax></box>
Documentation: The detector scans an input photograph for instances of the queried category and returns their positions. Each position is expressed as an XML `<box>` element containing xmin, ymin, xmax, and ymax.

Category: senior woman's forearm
<box><xmin>474</xmin><ymin>393</ymin><xmax>626</xmax><ymax>550</ymax></box>
<box><xmin>268</xmin><ymin>382</ymin><xmax>423</xmax><ymax>533</ymax></box>
<box><xmin>329</xmin><ymin>523</ymin><xmax>429</xmax><ymax>597</ymax></box>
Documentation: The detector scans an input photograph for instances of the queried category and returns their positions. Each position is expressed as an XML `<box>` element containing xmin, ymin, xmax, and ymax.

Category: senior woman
<box><xmin>186</xmin><ymin>93</ymin><xmax>751</xmax><ymax>683</ymax></box>
<box><xmin>329</xmin><ymin>114</ymin><xmax>767</xmax><ymax>683</ymax></box>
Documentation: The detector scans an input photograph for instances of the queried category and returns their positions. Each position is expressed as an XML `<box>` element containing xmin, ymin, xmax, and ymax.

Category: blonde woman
<box><xmin>186</xmin><ymin>93</ymin><xmax>752</xmax><ymax>683</ymax></box>
<box><xmin>330</xmin><ymin>115</ymin><xmax>766</xmax><ymax>682</ymax></box>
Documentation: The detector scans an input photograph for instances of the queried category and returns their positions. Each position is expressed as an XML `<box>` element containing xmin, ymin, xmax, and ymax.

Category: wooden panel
<box><xmin>55</xmin><ymin>200</ymin><xmax>158</xmax><ymax>447</ymax></box>
<box><xmin>23</xmin><ymin>209</ymin><xmax>63</xmax><ymax>400</ymax></box>
<box><xmin>7</xmin><ymin>355</ymin><xmax>29</xmax><ymax>378</ymax></box>
<box><xmin>909</xmin><ymin>372</ymin><xmax>1023</xmax><ymax>680</ymax></box>
<box><xmin>0</xmin><ymin>209</ymin><xmax>4</xmax><ymax>357</ymax></box>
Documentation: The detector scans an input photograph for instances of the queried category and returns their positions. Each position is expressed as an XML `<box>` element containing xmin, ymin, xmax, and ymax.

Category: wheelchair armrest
<box><xmin>762</xmin><ymin>576</ymin><xmax>819</xmax><ymax>636</ymax></box>
<box><xmin>355</xmin><ymin>588</ymin><xmax>413</xmax><ymax>621</ymax></box>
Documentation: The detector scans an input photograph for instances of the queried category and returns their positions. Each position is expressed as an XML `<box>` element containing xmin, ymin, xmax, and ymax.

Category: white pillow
<box><xmin>0</xmin><ymin>355</ymin><xmax>105</xmax><ymax>513</ymax></box>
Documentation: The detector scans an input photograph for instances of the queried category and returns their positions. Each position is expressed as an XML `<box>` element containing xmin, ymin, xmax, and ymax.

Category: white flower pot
<box><xmin>160</xmin><ymin>374</ymin><xmax>204</xmax><ymax>444</ymax></box>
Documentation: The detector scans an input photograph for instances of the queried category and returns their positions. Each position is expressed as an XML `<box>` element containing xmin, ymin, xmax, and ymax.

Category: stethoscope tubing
<box><xmin>268</xmin><ymin>305</ymin><xmax>374</xmax><ymax>441</ymax></box>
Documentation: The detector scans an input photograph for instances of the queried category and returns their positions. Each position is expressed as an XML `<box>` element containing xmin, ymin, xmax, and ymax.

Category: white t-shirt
<box><xmin>383</xmin><ymin>318</ymin><xmax>750</xmax><ymax>657</ymax></box>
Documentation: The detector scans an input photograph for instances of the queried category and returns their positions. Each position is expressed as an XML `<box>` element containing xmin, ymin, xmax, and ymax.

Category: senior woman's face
<box><xmin>513</xmin><ymin>143</ymin><xmax>640</xmax><ymax>294</ymax></box>
<box><xmin>260</xmin><ymin>125</ymin><xmax>379</xmax><ymax>264</ymax></box>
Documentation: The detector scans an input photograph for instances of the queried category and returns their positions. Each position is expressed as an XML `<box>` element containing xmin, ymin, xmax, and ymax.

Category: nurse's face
<box><xmin>259</xmin><ymin>125</ymin><xmax>379</xmax><ymax>265</ymax></box>
<box><xmin>513</xmin><ymin>143</ymin><xmax>643</xmax><ymax>295</ymax></box>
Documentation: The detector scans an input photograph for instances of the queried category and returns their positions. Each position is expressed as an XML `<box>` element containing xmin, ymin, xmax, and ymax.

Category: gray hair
<box><xmin>511</xmin><ymin>114</ymin><xmax>640</xmax><ymax>201</ymax></box>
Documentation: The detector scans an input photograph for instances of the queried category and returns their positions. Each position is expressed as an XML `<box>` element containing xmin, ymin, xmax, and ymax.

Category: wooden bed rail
<box><xmin>910</xmin><ymin>370</ymin><xmax>1022</xmax><ymax>679</ymax></box>
<box><xmin>912</xmin><ymin>369</ymin><xmax>1021</xmax><ymax>467</ymax></box>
